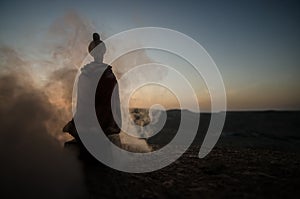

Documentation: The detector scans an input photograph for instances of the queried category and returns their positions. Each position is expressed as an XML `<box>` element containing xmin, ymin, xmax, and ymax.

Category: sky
<box><xmin>0</xmin><ymin>0</ymin><xmax>299</xmax><ymax>110</ymax></box>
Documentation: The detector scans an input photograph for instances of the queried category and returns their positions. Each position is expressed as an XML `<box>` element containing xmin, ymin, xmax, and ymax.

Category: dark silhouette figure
<box><xmin>63</xmin><ymin>33</ymin><xmax>121</xmax><ymax>141</ymax></box>
<box><xmin>95</xmin><ymin>64</ymin><xmax>121</xmax><ymax>135</ymax></box>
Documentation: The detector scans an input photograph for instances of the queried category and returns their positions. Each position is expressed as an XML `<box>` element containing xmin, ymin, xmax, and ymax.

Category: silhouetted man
<box><xmin>63</xmin><ymin>33</ymin><xmax>121</xmax><ymax>141</ymax></box>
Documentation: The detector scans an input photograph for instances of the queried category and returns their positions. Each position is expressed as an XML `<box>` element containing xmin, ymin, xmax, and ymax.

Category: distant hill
<box><xmin>129</xmin><ymin>109</ymin><xmax>300</xmax><ymax>151</ymax></box>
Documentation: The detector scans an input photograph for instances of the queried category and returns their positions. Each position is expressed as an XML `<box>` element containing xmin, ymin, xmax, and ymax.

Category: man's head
<box><xmin>88</xmin><ymin>33</ymin><xmax>106</xmax><ymax>62</ymax></box>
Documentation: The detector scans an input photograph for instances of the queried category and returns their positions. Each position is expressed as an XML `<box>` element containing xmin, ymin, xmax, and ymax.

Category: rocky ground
<box><xmin>65</xmin><ymin>143</ymin><xmax>300</xmax><ymax>199</ymax></box>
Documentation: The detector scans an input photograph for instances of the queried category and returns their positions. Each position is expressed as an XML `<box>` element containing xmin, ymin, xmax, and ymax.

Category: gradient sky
<box><xmin>0</xmin><ymin>0</ymin><xmax>299</xmax><ymax>110</ymax></box>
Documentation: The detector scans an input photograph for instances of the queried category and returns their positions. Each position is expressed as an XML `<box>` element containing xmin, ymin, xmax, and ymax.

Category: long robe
<box><xmin>95</xmin><ymin>65</ymin><xmax>121</xmax><ymax>135</ymax></box>
<box><xmin>63</xmin><ymin>61</ymin><xmax>121</xmax><ymax>140</ymax></box>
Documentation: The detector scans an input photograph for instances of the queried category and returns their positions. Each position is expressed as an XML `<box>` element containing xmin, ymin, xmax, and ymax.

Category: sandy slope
<box><xmin>65</xmin><ymin>143</ymin><xmax>300</xmax><ymax>199</ymax></box>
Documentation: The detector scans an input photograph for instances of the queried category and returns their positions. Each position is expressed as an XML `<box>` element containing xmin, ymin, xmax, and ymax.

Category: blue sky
<box><xmin>1</xmin><ymin>0</ymin><xmax>299</xmax><ymax>110</ymax></box>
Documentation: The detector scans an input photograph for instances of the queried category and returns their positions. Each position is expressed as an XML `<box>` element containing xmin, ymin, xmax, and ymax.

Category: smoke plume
<box><xmin>0</xmin><ymin>12</ymin><xmax>92</xmax><ymax>198</ymax></box>
<box><xmin>0</xmin><ymin>11</ymin><xmax>172</xmax><ymax>198</ymax></box>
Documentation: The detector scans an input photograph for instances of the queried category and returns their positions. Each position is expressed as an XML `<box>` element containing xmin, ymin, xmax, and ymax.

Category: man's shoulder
<box><xmin>104</xmin><ymin>65</ymin><xmax>115</xmax><ymax>76</ymax></box>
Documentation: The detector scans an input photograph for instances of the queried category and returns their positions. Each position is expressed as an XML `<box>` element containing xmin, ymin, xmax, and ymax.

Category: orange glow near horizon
<box><xmin>129</xmin><ymin>84</ymin><xmax>180</xmax><ymax>109</ymax></box>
